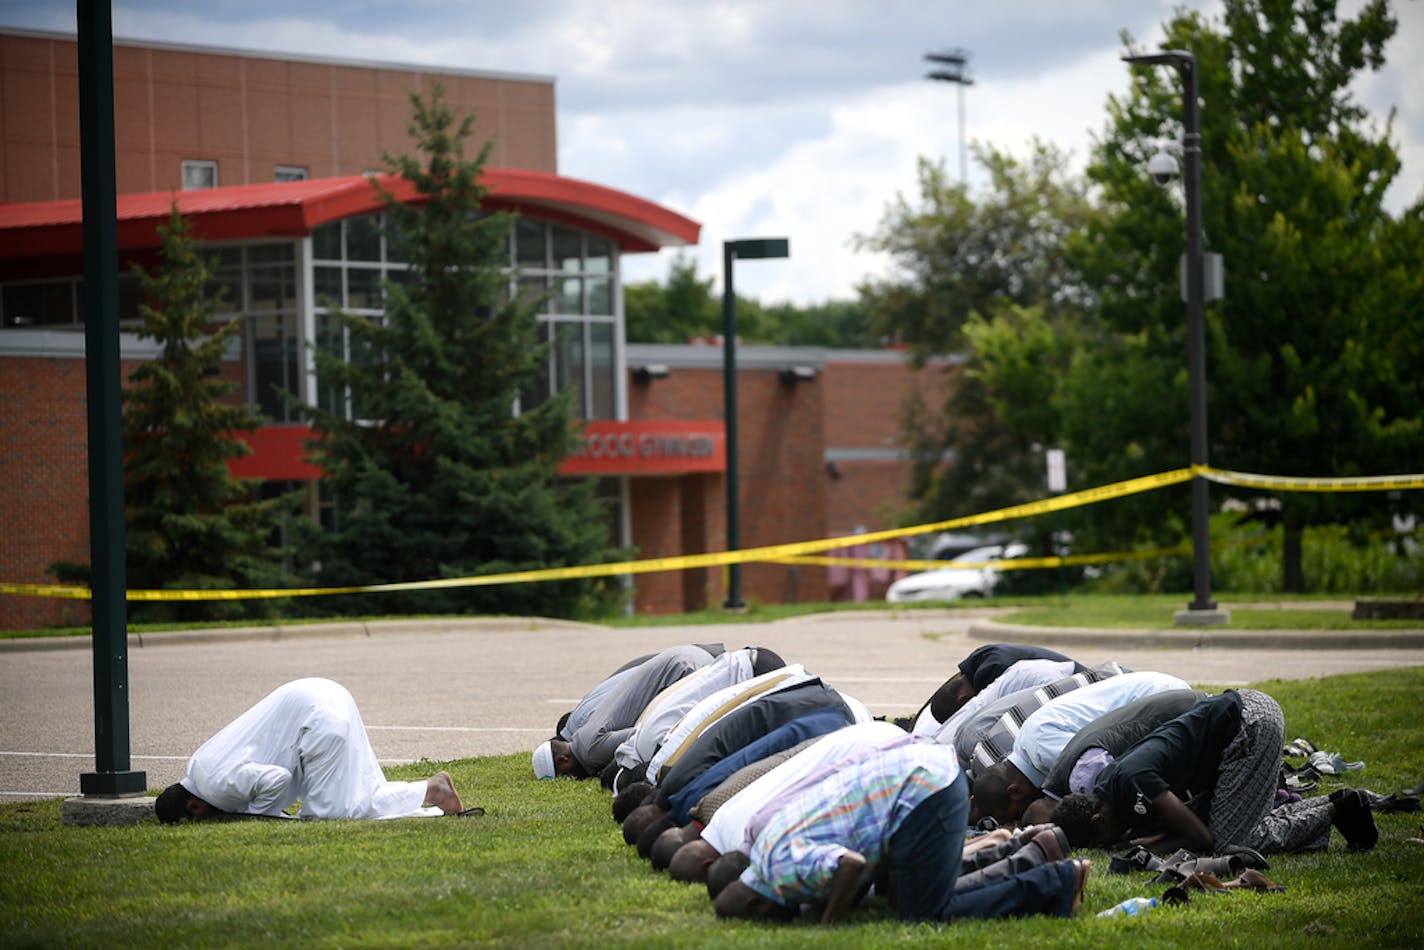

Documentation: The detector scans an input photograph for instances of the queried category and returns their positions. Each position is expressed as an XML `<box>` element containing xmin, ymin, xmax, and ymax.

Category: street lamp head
<box><xmin>1147</xmin><ymin>150</ymin><xmax>1180</xmax><ymax>185</ymax></box>
<box><xmin>725</xmin><ymin>238</ymin><xmax>789</xmax><ymax>260</ymax></box>
<box><xmin>1122</xmin><ymin>49</ymin><xmax>1195</xmax><ymax>71</ymax></box>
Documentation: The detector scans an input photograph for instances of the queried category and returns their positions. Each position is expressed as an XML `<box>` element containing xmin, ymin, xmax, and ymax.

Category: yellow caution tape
<box><xmin>1201</xmin><ymin>468</ymin><xmax>1424</xmax><ymax>492</ymax></box>
<box><xmin>2</xmin><ymin>465</ymin><xmax>1416</xmax><ymax>603</ymax></box>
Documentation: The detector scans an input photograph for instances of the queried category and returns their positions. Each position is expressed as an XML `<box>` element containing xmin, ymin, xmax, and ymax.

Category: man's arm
<box><xmin>1145</xmin><ymin>789</ymin><xmax>1213</xmax><ymax>854</ymax></box>
<box><xmin>820</xmin><ymin>851</ymin><xmax>868</xmax><ymax>924</ymax></box>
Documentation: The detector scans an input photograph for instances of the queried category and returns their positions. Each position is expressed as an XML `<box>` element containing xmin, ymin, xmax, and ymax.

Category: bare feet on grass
<box><xmin>425</xmin><ymin>771</ymin><xmax>464</xmax><ymax>815</ymax></box>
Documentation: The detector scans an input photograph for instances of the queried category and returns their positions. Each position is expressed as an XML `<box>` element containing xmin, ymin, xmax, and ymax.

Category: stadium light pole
<box><xmin>1122</xmin><ymin>49</ymin><xmax>1228</xmax><ymax>626</ymax></box>
<box><xmin>925</xmin><ymin>48</ymin><xmax>974</xmax><ymax>184</ymax></box>
<box><xmin>722</xmin><ymin>238</ymin><xmax>789</xmax><ymax>610</ymax></box>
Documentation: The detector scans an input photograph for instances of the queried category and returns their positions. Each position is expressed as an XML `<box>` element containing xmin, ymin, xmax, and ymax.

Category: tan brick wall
<box><xmin>0</xmin><ymin>32</ymin><xmax>558</xmax><ymax>203</ymax></box>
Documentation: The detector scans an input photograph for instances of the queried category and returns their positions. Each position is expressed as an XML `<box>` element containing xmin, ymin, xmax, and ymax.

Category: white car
<box><xmin>885</xmin><ymin>542</ymin><xmax>1030</xmax><ymax>603</ymax></box>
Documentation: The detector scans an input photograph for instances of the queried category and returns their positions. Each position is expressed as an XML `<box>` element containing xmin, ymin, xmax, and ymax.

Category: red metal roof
<box><xmin>0</xmin><ymin>169</ymin><xmax>699</xmax><ymax>260</ymax></box>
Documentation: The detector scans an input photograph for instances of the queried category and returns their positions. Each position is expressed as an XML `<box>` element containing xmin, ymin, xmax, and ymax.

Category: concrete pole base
<box><xmin>62</xmin><ymin>795</ymin><xmax>155</xmax><ymax>827</ymax></box>
<box><xmin>1174</xmin><ymin>607</ymin><xmax>1232</xmax><ymax>627</ymax></box>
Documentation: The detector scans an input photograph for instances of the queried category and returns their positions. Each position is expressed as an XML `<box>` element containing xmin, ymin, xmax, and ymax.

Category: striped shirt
<box><xmin>964</xmin><ymin>663</ymin><xmax>1125</xmax><ymax>778</ymax></box>
<box><xmin>740</xmin><ymin>740</ymin><xmax>959</xmax><ymax>906</ymax></box>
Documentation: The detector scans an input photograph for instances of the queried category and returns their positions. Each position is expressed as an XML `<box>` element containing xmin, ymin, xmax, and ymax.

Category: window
<box><xmin>182</xmin><ymin>160</ymin><xmax>218</xmax><ymax>191</ymax></box>
<box><xmin>274</xmin><ymin>165</ymin><xmax>309</xmax><ymax>182</ymax></box>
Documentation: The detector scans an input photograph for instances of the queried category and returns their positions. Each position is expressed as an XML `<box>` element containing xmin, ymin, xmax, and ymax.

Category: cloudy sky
<box><xmin>4</xmin><ymin>1</ymin><xmax>1420</xmax><ymax>305</ymax></box>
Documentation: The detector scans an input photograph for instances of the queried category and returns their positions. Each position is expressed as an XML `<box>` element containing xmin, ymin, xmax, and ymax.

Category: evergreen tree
<box><xmin>122</xmin><ymin>207</ymin><xmax>293</xmax><ymax>621</ymax></box>
<box><xmin>297</xmin><ymin>85</ymin><xmax>614</xmax><ymax>617</ymax></box>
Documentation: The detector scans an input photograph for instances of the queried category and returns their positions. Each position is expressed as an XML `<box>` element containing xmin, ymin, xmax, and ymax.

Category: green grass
<box><xmin>3</xmin><ymin>668</ymin><xmax>1424</xmax><ymax>947</ymax></box>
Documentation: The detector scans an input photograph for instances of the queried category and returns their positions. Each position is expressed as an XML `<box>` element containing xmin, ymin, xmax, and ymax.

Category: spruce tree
<box><xmin>298</xmin><ymin>85</ymin><xmax>613</xmax><ymax>617</ymax></box>
<box><xmin>123</xmin><ymin>207</ymin><xmax>293</xmax><ymax>621</ymax></box>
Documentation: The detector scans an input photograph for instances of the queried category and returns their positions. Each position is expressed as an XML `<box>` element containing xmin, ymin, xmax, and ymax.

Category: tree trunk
<box><xmin>1282</xmin><ymin>507</ymin><xmax>1304</xmax><ymax>593</ymax></box>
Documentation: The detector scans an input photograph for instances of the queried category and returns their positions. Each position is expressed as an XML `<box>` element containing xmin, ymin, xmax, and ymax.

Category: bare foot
<box><xmin>425</xmin><ymin>771</ymin><xmax>464</xmax><ymax>815</ymax></box>
<box><xmin>1069</xmin><ymin>859</ymin><xmax>1091</xmax><ymax>916</ymax></box>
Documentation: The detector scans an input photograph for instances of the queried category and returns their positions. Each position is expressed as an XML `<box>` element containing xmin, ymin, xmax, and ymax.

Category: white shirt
<box><xmin>1006</xmin><ymin>670</ymin><xmax>1192</xmax><ymax>786</ymax></box>
<box><xmin>180</xmin><ymin>677</ymin><xmax>430</xmax><ymax>820</ymax></box>
<box><xmin>922</xmin><ymin>658</ymin><xmax>1077</xmax><ymax>743</ymax></box>
<box><xmin>700</xmin><ymin>720</ymin><xmax>909</xmax><ymax>855</ymax></box>
<box><xmin>614</xmin><ymin>648</ymin><xmax>757</xmax><ymax>771</ymax></box>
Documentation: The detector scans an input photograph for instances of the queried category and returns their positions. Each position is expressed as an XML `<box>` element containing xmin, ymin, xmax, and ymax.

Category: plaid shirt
<box><xmin>741</xmin><ymin>740</ymin><xmax>958</xmax><ymax>906</ymax></box>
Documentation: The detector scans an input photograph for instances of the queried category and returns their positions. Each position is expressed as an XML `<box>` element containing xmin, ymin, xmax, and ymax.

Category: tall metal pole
<box><xmin>1123</xmin><ymin>50</ymin><xmax>1224</xmax><ymax>624</ymax></box>
<box><xmin>1179</xmin><ymin>56</ymin><xmax>1216</xmax><ymax>614</ymax></box>
<box><xmin>77</xmin><ymin>0</ymin><xmax>145</xmax><ymax>796</ymax></box>
<box><xmin>721</xmin><ymin>242</ymin><xmax>744</xmax><ymax>609</ymax></box>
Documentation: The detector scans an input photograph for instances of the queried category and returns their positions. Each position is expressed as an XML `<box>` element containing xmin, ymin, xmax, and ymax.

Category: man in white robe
<box><xmin>154</xmin><ymin>677</ymin><xmax>464</xmax><ymax>821</ymax></box>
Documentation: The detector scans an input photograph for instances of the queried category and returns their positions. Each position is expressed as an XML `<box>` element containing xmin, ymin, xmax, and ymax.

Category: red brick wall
<box><xmin>0</xmin><ymin>32</ymin><xmax>558</xmax><ymax>203</ymax></box>
<box><xmin>627</xmin><ymin>364</ymin><xmax>828</xmax><ymax>609</ymax></box>
<box><xmin>1</xmin><ymin>357</ymin><xmax>98</xmax><ymax>629</ymax></box>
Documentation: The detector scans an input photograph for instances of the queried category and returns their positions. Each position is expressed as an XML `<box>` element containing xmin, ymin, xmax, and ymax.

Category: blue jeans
<box><xmin>888</xmin><ymin>772</ymin><xmax>1076</xmax><ymax>921</ymax></box>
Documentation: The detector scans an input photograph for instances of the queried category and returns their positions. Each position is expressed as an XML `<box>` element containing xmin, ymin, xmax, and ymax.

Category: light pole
<box><xmin>722</xmin><ymin>237</ymin><xmax>789</xmax><ymax>610</ymax></box>
<box><xmin>1122</xmin><ymin>49</ymin><xmax>1228</xmax><ymax>626</ymax></box>
<box><xmin>925</xmin><ymin>48</ymin><xmax>974</xmax><ymax>184</ymax></box>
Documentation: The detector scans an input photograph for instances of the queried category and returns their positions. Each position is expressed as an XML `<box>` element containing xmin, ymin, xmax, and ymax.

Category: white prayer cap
<box><xmin>533</xmin><ymin>740</ymin><xmax>556</xmax><ymax>779</ymax></box>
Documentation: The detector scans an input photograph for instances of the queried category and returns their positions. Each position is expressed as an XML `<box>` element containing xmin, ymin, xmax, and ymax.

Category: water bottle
<box><xmin>1096</xmin><ymin>896</ymin><xmax>1159</xmax><ymax>918</ymax></box>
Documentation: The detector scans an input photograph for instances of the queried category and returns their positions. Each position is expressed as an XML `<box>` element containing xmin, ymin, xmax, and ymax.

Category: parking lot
<box><xmin>4</xmin><ymin>609</ymin><xmax>1423</xmax><ymax>803</ymax></box>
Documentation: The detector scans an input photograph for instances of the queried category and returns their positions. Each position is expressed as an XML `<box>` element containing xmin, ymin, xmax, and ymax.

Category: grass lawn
<box><xmin>3</xmin><ymin>667</ymin><xmax>1423</xmax><ymax>948</ymax></box>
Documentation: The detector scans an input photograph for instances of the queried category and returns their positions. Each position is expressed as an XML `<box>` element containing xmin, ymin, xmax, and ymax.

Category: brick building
<box><xmin>0</xmin><ymin>29</ymin><xmax>952</xmax><ymax>628</ymax></box>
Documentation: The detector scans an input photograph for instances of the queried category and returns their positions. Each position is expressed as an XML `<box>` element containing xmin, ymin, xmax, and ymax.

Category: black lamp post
<box><xmin>925</xmin><ymin>48</ymin><xmax>974</xmax><ymax>184</ymax></box>
<box><xmin>722</xmin><ymin>238</ymin><xmax>789</xmax><ymax>610</ymax></box>
<box><xmin>1122</xmin><ymin>49</ymin><xmax>1228</xmax><ymax>625</ymax></box>
<box><xmin>77</xmin><ymin>0</ymin><xmax>146</xmax><ymax>795</ymax></box>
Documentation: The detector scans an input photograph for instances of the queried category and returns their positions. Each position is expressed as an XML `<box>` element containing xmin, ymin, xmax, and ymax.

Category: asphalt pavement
<box><xmin>3</xmin><ymin>608</ymin><xmax>1423</xmax><ymax>804</ymax></box>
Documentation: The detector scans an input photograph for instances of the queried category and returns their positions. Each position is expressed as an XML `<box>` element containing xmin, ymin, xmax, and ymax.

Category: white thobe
<box><xmin>180</xmin><ymin>677</ymin><xmax>431</xmax><ymax>820</ymax></box>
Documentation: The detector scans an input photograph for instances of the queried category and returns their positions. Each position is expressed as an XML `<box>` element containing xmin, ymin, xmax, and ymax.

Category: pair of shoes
<box><xmin>455</xmin><ymin>806</ymin><xmax>486</xmax><ymax>817</ymax></box>
<box><xmin>1308</xmin><ymin>750</ymin><xmax>1365</xmax><ymax>775</ymax></box>
<box><xmin>1284</xmin><ymin>769</ymin><xmax>1320</xmax><ymax>792</ymax></box>
<box><xmin>1400</xmin><ymin>779</ymin><xmax>1424</xmax><ymax>798</ymax></box>
<box><xmin>1217</xmin><ymin>844</ymin><xmax>1270</xmax><ymax>870</ymax></box>
<box><xmin>1224</xmin><ymin>868</ymin><xmax>1286</xmax><ymax>892</ymax></box>
<box><xmin>1154</xmin><ymin>852</ymin><xmax>1256</xmax><ymax>884</ymax></box>
<box><xmin>1373</xmin><ymin>792</ymin><xmax>1421</xmax><ymax>813</ymax></box>
<box><xmin>1109</xmin><ymin>844</ymin><xmax>1164</xmax><ymax>874</ymax></box>
<box><xmin>1282</xmin><ymin>737</ymin><xmax>1319</xmax><ymax>757</ymax></box>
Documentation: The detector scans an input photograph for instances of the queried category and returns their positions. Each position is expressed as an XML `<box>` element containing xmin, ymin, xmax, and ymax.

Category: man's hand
<box><xmin>821</xmin><ymin>851</ymin><xmax>868</xmax><ymax>923</ymax></box>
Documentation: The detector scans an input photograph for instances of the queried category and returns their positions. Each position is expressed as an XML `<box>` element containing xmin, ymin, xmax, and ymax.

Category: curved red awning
<box><xmin>0</xmin><ymin>169</ymin><xmax>699</xmax><ymax>261</ymax></box>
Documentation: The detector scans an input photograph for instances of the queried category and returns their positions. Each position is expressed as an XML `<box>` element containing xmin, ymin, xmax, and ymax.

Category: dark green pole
<box><xmin>719</xmin><ymin>238</ymin><xmax>789</xmax><ymax>611</ymax></box>
<box><xmin>721</xmin><ymin>242</ymin><xmax>744</xmax><ymax>609</ymax></box>
<box><xmin>78</xmin><ymin>0</ymin><xmax>146</xmax><ymax>797</ymax></box>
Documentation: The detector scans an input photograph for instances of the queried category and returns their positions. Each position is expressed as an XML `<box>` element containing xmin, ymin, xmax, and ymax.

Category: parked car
<box><xmin>885</xmin><ymin>542</ymin><xmax>1030</xmax><ymax>603</ymax></box>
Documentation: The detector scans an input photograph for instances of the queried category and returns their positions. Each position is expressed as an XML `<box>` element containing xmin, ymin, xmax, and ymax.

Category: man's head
<box><xmin>969</xmin><ymin>760</ymin><xmax>1040</xmax><ymax>827</ymax></box>
<box><xmin>669</xmin><ymin>838</ymin><xmax>721</xmax><ymax>883</ymax></box>
<box><xmin>706</xmin><ymin>850</ymin><xmax>751</xmax><ymax>900</ymax></box>
<box><xmin>927</xmin><ymin>672</ymin><xmax>976</xmax><ymax>722</ymax></box>
<box><xmin>1020</xmin><ymin>795</ymin><xmax>1057</xmax><ymax>827</ymax></box>
<box><xmin>1048</xmin><ymin>793</ymin><xmax>1121</xmax><ymax>849</ymax></box>
<box><xmin>650</xmin><ymin>824</ymin><xmax>697</xmax><ymax>871</ymax></box>
<box><xmin>532</xmin><ymin>738</ymin><xmax>587</xmax><ymax>780</ymax></box>
<box><xmin>611</xmin><ymin>781</ymin><xmax>655</xmax><ymax>824</ymax></box>
<box><xmin>714</xmin><ymin>880</ymin><xmax>793</xmax><ymax>922</ymax></box>
<box><xmin>621</xmin><ymin>801</ymin><xmax>669</xmax><ymax>846</ymax></box>
<box><xmin>154</xmin><ymin>783</ymin><xmax>217</xmax><ymax>824</ymax></box>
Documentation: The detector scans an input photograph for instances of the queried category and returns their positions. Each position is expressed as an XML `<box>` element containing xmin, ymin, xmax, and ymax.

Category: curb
<box><xmin>0</xmin><ymin>616</ymin><xmax>610</xmax><ymax>653</ymax></box>
<box><xmin>968</xmin><ymin>619</ymin><xmax>1424</xmax><ymax>650</ymax></box>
